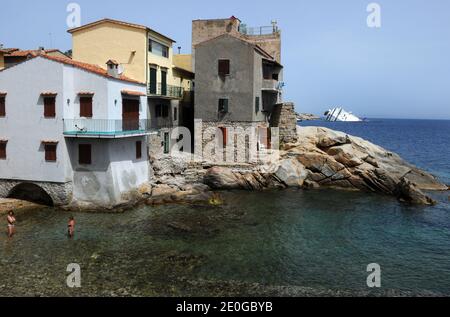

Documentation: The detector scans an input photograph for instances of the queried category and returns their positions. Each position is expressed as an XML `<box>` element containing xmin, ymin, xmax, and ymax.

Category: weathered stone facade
<box><xmin>0</xmin><ymin>180</ymin><xmax>73</xmax><ymax>206</ymax></box>
<box><xmin>271</xmin><ymin>102</ymin><xmax>298</xmax><ymax>144</ymax></box>
<box><xmin>194</xmin><ymin>120</ymin><xmax>271</xmax><ymax>164</ymax></box>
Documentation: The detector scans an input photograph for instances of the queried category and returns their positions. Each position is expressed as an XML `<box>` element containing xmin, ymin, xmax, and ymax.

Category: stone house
<box><xmin>0</xmin><ymin>55</ymin><xmax>152</xmax><ymax>207</ymax></box>
<box><xmin>194</xmin><ymin>34</ymin><xmax>284</xmax><ymax>163</ymax></box>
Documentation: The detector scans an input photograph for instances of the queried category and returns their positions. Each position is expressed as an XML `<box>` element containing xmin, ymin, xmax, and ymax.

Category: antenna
<box><xmin>271</xmin><ymin>20</ymin><xmax>278</xmax><ymax>32</ymax></box>
<box><xmin>49</xmin><ymin>32</ymin><xmax>53</xmax><ymax>48</ymax></box>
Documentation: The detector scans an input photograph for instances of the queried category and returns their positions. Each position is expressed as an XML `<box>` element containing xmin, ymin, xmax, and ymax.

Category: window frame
<box><xmin>43</xmin><ymin>96</ymin><xmax>56</xmax><ymax>118</ymax></box>
<box><xmin>0</xmin><ymin>141</ymin><xmax>7</xmax><ymax>160</ymax></box>
<box><xmin>218</xmin><ymin>59</ymin><xmax>230</xmax><ymax>76</ymax></box>
<box><xmin>80</xmin><ymin>96</ymin><xmax>93</xmax><ymax>118</ymax></box>
<box><xmin>218</xmin><ymin>98</ymin><xmax>229</xmax><ymax>113</ymax></box>
<box><xmin>78</xmin><ymin>144</ymin><xmax>92</xmax><ymax>165</ymax></box>
<box><xmin>44</xmin><ymin>143</ymin><xmax>57</xmax><ymax>162</ymax></box>
<box><xmin>136</xmin><ymin>141</ymin><xmax>142</xmax><ymax>159</ymax></box>
<box><xmin>0</xmin><ymin>95</ymin><xmax>5</xmax><ymax>117</ymax></box>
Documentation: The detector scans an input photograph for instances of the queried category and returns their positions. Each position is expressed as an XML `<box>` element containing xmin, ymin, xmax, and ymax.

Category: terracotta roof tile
<box><xmin>121</xmin><ymin>90</ymin><xmax>146</xmax><ymax>96</ymax></box>
<box><xmin>40</xmin><ymin>55</ymin><xmax>144</xmax><ymax>85</ymax></box>
<box><xmin>7</xmin><ymin>49</ymin><xmax>65</xmax><ymax>57</ymax></box>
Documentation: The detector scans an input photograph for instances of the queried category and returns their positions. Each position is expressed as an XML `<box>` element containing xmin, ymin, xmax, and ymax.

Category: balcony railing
<box><xmin>63</xmin><ymin>119</ymin><xmax>155</xmax><ymax>138</ymax></box>
<box><xmin>239</xmin><ymin>25</ymin><xmax>279</xmax><ymax>36</ymax></box>
<box><xmin>148</xmin><ymin>83</ymin><xmax>183</xmax><ymax>99</ymax></box>
<box><xmin>262</xmin><ymin>79</ymin><xmax>284</xmax><ymax>92</ymax></box>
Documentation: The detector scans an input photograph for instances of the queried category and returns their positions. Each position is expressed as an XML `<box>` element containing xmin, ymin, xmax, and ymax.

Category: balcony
<box><xmin>148</xmin><ymin>83</ymin><xmax>184</xmax><ymax>99</ymax></box>
<box><xmin>63</xmin><ymin>119</ymin><xmax>156</xmax><ymax>138</ymax></box>
<box><xmin>262</xmin><ymin>79</ymin><xmax>283</xmax><ymax>92</ymax></box>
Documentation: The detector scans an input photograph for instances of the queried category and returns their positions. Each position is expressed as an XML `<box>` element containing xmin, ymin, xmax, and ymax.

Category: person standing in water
<box><xmin>68</xmin><ymin>216</ymin><xmax>75</xmax><ymax>238</ymax></box>
<box><xmin>7</xmin><ymin>211</ymin><xmax>16</xmax><ymax>238</ymax></box>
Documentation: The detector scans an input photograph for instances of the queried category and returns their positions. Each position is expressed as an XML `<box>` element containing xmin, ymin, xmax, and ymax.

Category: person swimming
<box><xmin>7</xmin><ymin>211</ymin><xmax>16</xmax><ymax>238</ymax></box>
<box><xmin>68</xmin><ymin>216</ymin><xmax>75</xmax><ymax>238</ymax></box>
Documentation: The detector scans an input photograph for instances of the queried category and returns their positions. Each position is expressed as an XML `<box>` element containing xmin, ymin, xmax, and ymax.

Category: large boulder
<box><xmin>275</xmin><ymin>159</ymin><xmax>309</xmax><ymax>187</ymax></box>
<box><xmin>203</xmin><ymin>167</ymin><xmax>244</xmax><ymax>190</ymax></box>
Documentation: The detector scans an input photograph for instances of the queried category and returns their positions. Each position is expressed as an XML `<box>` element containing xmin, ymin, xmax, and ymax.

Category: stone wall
<box><xmin>195</xmin><ymin>120</ymin><xmax>270</xmax><ymax>164</ymax></box>
<box><xmin>0</xmin><ymin>180</ymin><xmax>73</xmax><ymax>206</ymax></box>
<box><xmin>270</xmin><ymin>102</ymin><xmax>298</xmax><ymax>144</ymax></box>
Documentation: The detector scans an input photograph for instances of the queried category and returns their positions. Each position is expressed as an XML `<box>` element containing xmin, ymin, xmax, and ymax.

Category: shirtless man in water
<box><xmin>68</xmin><ymin>216</ymin><xmax>75</xmax><ymax>238</ymax></box>
<box><xmin>7</xmin><ymin>211</ymin><xmax>16</xmax><ymax>238</ymax></box>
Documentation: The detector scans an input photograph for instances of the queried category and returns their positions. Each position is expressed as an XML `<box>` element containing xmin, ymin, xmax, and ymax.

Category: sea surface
<box><xmin>0</xmin><ymin>119</ymin><xmax>449</xmax><ymax>296</ymax></box>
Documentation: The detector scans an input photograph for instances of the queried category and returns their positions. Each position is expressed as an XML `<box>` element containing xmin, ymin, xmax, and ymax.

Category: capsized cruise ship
<box><xmin>324</xmin><ymin>107</ymin><xmax>363</xmax><ymax>122</ymax></box>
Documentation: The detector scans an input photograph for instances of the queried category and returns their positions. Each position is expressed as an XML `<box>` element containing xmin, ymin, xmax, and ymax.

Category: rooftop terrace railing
<box><xmin>239</xmin><ymin>25</ymin><xmax>279</xmax><ymax>36</ymax></box>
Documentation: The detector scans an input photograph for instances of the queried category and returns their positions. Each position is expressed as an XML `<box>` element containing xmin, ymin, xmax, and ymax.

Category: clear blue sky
<box><xmin>1</xmin><ymin>0</ymin><xmax>449</xmax><ymax>119</ymax></box>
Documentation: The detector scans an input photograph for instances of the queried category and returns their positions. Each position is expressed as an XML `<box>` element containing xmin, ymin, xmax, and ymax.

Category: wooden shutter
<box><xmin>44</xmin><ymin>144</ymin><xmax>57</xmax><ymax>162</ymax></box>
<box><xmin>255</xmin><ymin>97</ymin><xmax>260</xmax><ymax>113</ymax></box>
<box><xmin>267</xmin><ymin>128</ymin><xmax>272</xmax><ymax>150</ymax></box>
<box><xmin>218</xmin><ymin>60</ymin><xmax>230</xmax><ymax>76</ymax></box>
<box><xmin>80</xmin><ymin>97</ymin><xmax>93</xmax><ymax>117</ymax></box>
<box><xmin>0</xmin><ymin>96</ymin><xmax>5</xmax><ymax>117</ymax></box>
<box><xmin>219</xmin><ymin>127</ymin><xmax>227</xmax><ymax>147</ymax></box>
<box><xmin>44</xmin><ymin>97</ymin><xmax>56</xmax><ymax>117</ymax></box>
<box><xmin>0</xmin><ymin>142</ymin><xmax>6</xmax><ymax>159</ymax></box>
<box><xmin>136</xmin><ymin>141</ymin><xmax>142</xmax><ymax>159</ymax></box>
<box><xmin>79</xmin><ymin>144</ymin><xmax>92</xmax><ymax>165</ymax></box>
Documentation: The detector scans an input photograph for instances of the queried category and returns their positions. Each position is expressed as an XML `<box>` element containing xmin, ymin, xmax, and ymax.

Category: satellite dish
<box><xmin>118</xmin><ymin>64</ymin><xmax>125</xmax><ymax>75</ymax></box>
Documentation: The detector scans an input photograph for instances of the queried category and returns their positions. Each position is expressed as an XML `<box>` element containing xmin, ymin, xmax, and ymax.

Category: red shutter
<box><xmin>136</xmin><ymin>141</ymin><xmax>142</xmax><ymax>159</ymax></box>
<box><xmin>44</xmin><ymin>97</ymin><xmax>56</xmax><ymax>117</ymax></box>
<box><xmin>80</xmin><ymin>97</ymin><xmax>93</xmax><ymax>117</ymax></box>
<box><xmin>45</xmin><ymin>144</ymin><xmax>57</xmax><ymax>162</ymax></box>
<box><xmin>79</xmin><ymin>144</ymin><xmax>92</xmax><ymax>165</ymax></box>
<box><xmin>0</xmin><ymin>142</ymin><xmax>6</xmax><ymax>159</ymax></box>
<box><xmin>219</xmin><ymin>127</ymin><xmax>227</xmax><ymax>147</ymax></box>
<box><xmin>267</xmin><ymin>128</ymin><xmax>272</xmax><ymax>150</ymax></box>
<box><xmin>0</xmin><ymin>96</ymin><xmax>5</xmax><ymax>117</ymax></box>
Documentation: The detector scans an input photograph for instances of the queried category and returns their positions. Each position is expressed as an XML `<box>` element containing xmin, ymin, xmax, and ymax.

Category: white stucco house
<box><xmin>0</xmin><ymin>55</ymin><xmax>153</xmax><ymax>207</ymax></box>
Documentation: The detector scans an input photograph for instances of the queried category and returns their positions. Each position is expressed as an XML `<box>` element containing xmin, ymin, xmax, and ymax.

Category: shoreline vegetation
<box><xmin>2</xmin><ymin>126</ymin><xmax>448</xmax><ymax>213</ymax></box>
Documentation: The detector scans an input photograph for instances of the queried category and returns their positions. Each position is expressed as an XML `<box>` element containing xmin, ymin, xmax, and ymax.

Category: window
<box><xmin>0</xmin><ymin>142</ymin><xmax>6</xmax><ymax>159</ymax></box>
<box><xmin>136</xmin><ymin>141</ymin><xmax>142</xmax><ymax>159</ymax></box>
<box><xmin>44</xmin><ymin>143</ymin><xmax>57</xmax><ymax>162</ymax></box>
<box><xmin>44</xmin><ymin>96</ymin><xmax>56</xmax><ymax>118</ymax></box>
<box><xmin>173</xmin><ymin>107</ymin><xmax>178</xmax><ymax>121</ymax></box>
<box><xmin>218</xmin><ymin>59</ymin><xmax>230</xmax><ymax>76</ymax></box>
<box><xmin>155</xmin><ymin>104</ymin><xmax>169</xmax><ymax>118</ymax></box>
<box><xmin>80</xmin><ymin>96</ymin><xmax>93</xmax><ymax>117</ymax></box>
<box><xmin>79</xmin><ymin>144</ymin><xmax>92</xmax><ymax>165</ymax></box>
<box><xmin>218</xmin><ymin>99</ymin><xmax>229</xmax><ymax>113</ymax></box>
<box><xmin>255</xmin><ymin>96</ymin><xmax>260</xmax><ymax>113</ymax></box>
<box><xmin>149</xmin><ymin>40</ymin><xmax>169</xmax><ymax>58</ymax></box>
<box><xmin>0</xmin><ymin>95</ymin><xmax>5</xmax><ymax>117</ymax></box>
<box><xmin>219</xmin><ymin>127</ymin><xmax>227</xmax><ymax>147</ymax></box>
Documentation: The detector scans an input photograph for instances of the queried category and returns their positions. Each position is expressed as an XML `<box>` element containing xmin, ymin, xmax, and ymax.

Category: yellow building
<box><xmin>69</xmin><ymin>19</ymin><xmax>194</xmax><ymax>134</ymax></box>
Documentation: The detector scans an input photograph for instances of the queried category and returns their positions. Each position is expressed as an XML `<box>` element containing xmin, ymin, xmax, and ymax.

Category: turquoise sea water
<box><xmin>0</xmin><ymin>119</ymin><xmax>449</xmax><ymax>296</ymax></box>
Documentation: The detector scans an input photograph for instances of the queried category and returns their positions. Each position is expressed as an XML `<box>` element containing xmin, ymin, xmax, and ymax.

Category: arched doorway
<box><xmin>7</xmin><ymin>183</ymin><xmax>54</xmax><ymax>206</ymax></box>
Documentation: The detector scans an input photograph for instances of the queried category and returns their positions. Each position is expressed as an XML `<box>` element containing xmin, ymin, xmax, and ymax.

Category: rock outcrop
<box><xmin>203</xmin><ymin>126</ymin><xmax>447</xmax><ymax>205</ymax></box>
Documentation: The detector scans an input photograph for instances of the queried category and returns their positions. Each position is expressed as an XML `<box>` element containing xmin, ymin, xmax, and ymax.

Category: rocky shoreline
<box><xmin>6</xmin><ymin>126</ymin><xmax>447</xmax><ymax>212</ymax></box>
<box><xmin>145</xmin><ymin>126</ymin><xmax>447</xmax><ymax>208</ymax></box>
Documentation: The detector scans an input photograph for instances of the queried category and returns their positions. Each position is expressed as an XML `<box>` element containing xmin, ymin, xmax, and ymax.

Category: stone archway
<box><xmin>7</xmin><ymin>183</ymin><xmax>54</xmax><ymax>206</ymax></box>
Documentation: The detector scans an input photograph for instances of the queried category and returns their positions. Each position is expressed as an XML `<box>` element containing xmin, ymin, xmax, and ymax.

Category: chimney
<box><xmin>106</xmin><ymin>60</ymin><xmax>119</xmax><ymax>78</ymax></box>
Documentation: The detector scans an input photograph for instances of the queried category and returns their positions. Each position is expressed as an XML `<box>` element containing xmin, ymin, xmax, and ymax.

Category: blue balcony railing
<box><xmin>63</xmin><ymin>119</ymin><xmax>155</xmax><ymax>137</ymax></box>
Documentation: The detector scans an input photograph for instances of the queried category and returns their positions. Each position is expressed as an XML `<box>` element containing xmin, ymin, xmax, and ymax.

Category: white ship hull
<box><xmin>324</xmin><ymin>107</ymin><xmax>362</xmax><ymax>122</ymax></box>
